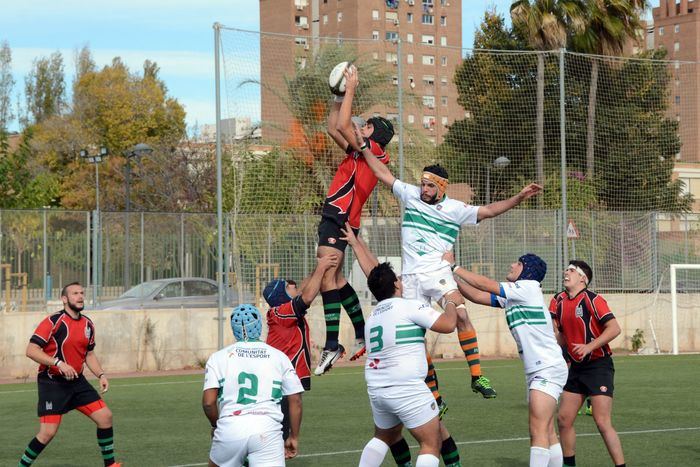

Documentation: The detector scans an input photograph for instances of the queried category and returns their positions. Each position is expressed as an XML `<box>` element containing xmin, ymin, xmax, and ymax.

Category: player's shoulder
<box><xmin>585</xmin><ymin>289</ymin><xmax>608</xmax><ymax>305</ymax></box>
<box><xmin>45</xmin><ymin>310</ymin><xmax>65</xmax><ymax>325</ymax></box>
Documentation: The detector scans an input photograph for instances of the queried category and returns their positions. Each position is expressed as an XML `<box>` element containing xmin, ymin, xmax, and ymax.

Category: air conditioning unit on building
<box><xmin>392</xmin><ymin>58</ymin><xmax>399</xmax><ymax>65</ymax></box>
<box><xmin>394</xmin><ymin>19</ymin><xmax>400</xmax><ymax>26</ymax></box>
<box><xmin>301</xmin><ymin>23</ymin><xmax>309</xmax><ymax>29</ymax></box>
<box><xmin>408</xmin><ymin>0</ymin><xmax>415</xmax><ymax>5</ymax></box>
<box><xmin>304</xmin><ymin>44</ymin><xmax>310</xmax><ymax>50</ymax></box>
<box><xmin>296</xmin><ymin>5</ymin><xmax>304</xmax><ymax>10</ymax></box>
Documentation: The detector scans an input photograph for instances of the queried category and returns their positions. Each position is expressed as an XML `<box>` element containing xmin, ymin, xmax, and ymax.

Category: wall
<box><xmin>1</xmin><ymin>293</ymin><xmax>697</xmax><ymax>378</ymax></box>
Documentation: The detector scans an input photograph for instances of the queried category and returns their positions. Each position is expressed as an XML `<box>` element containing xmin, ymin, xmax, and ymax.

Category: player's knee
<box><xmin>37</xmin><ymin>425</ymin><xmax>59</xmax><ymax>443</ymax></box>
<box><xmin>94</xmin><ymin>407</ymin><xmax>113</xmax><ymax>427</ymax></box>
<box><xmin>558</xmin><ymin>411</ymin><xmax>575</xmax><ymax>428</ymax></box>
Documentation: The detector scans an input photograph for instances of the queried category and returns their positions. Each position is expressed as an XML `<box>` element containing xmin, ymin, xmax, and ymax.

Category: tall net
<box><xmin>217</xmin><ymin>26</ymin><xmax>700</xmax><ymax>353</ymax></box>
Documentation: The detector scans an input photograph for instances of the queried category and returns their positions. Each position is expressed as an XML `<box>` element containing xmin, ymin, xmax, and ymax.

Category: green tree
<box><xmin>510</xmin><ymin>0</ymin><xmax>585</xmax><ymax>193</ymax></box>
<box><xmin>570</xmin><ymin>0</ymin><xmax>649</xmax><ymax>179</ymax></box>
<box><xmin>0</xmin><ymin>41</ymin><xmax>14</xmax><ymax>129</ymax></box>
<box><xmin>24</xmin><ymin>51</ymin><xmax>66</xmax><ymax>124</ymax></box>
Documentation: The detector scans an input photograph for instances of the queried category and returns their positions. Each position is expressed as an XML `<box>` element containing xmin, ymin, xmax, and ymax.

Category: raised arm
<box><xmin>452</xmin><ymin>265</ymin><xmax>502</xmax><ymax>296</ymax></box>
<box><xmin>300</xmin><ymin>254</ymin><xmax>339</xmax><ymax>306</ymax></box>
<box><xmin>352</xmin><ymin>122</ymin><xmax>396</xmax><ymax>188</ymax></box>
<box><xmin>337</xmin><ymin>66</ymin><xmax>361</xmax><ymax>152</ymax></box>
<box><xmin>477</xmin><ymin>182</ymin><xmax>542</xmax><ymax>222</ymax></box>
<box><xmin>327</xmin><ymin>99</ymin><xmax>348</xmax><ymax>150</ymax></box>
<box><xmin>340</xmin><ymin>222</ymin><xmax>379</xmax><ymax>277</ymax></box>
<box><xmin>430</xmin><ymin>300</ymin><xmax>458</xmax><ymax>333</ymax></box>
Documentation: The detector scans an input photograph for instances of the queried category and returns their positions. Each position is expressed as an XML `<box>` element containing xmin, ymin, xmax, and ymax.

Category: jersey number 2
<box><xmin>236</xmin><ymin>372</ymin><xmax>258</xmax><ymax>404</ymax></box>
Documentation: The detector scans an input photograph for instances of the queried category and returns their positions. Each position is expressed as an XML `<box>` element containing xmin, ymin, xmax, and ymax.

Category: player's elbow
<box><xmin>608</xmin><ymin>319</ymin><xmax>622</xmax><ymax>338</ymax></box>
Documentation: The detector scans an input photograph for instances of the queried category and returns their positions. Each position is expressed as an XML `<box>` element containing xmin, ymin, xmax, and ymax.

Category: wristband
<box><xmin>333</xmin><ymin>94</ymin><xmax>344</xmax><ymax>103</ymax></box>
<box><xmin>450</xmin><ymin>263</ymin><xmax>458</xmax><ymax>272</ymax></box>
<box><xmin>98</xmin><ymin>373</ymin><xmax>105</xmax><ymax>379</ymax></box>
<box><xmin>359</xmin><ymin>141</ymin><xmax>369</xmax><ymax>151</ymax></box>
<box><xmin>444</xmin><ymin>300</ymin><xmax>458</xmax><ymax>308</ymax></box>
<box><xmin>54</xmin><ymin>358</ymin><xmax>61</xmax><ymax>366</ymax></box>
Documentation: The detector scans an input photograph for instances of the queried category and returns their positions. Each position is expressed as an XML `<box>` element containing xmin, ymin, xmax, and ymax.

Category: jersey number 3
<box><xmin>369</xmin><ymin>326</ymin><xmax>384</xmax><ymax>352</ymax></box>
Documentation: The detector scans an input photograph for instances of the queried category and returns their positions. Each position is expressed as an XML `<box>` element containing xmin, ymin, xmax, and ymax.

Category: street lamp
<box><xmin>123</xmin><ymin>143</ymin><xmax>153</xmax><ymax>290</ymax></box>
<box><xmin>81</xmin><ymin>147</ymin><xmax>108</xmax><ymax>307</ymax></box>
<box><xmin>485</xmin><ymin>156</ymin><xmax>511</xmax><ymax>204</ymax></box>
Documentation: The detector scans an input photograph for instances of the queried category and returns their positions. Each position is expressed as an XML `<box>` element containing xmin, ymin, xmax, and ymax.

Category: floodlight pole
<box><xmin>214</xmin><ymin>22</ymin><xmax>225</xmax><ymax>349</ymax></box>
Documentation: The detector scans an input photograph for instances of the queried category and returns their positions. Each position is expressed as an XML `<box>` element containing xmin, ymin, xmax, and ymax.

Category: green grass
<box><xmin>2</xmin><ymin>355</ymin><xmax>699</xmax><ymax>466</ymax></box>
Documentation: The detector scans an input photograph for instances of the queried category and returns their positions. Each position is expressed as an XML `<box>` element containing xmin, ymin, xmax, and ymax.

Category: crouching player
<box><xmin>202</xmin><ymin>305</ymin><xmax>304</xmax><ymax>466</ymax></box>
<box><xmin>448</xmin><ymin>253</ymin><xmax>568</xmax><ymax>467</ymax></box>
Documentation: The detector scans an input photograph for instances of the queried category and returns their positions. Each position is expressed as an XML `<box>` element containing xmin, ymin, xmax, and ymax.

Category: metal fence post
<box><xmin>559</xmin><ymin>48</ymin><xmax>568</xmax><ymax>271</ymax></box>
<box><xmin>140</xmin><ymin>212</ymin><xmax>145</xmax><ymax>285</ymax></box>
<box><xmin>397</xmin><ymin>38</ymin><xmax>404</xmax><ymax>181</ymax></box>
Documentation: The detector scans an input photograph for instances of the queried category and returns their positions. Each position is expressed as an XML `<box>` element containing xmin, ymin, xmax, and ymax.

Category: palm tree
<box><xmin>511</xmin><ymin>0</ymin><xmax>585</xmax><ymax>199</ymax></box>
<box><xmin>571</xmin><ymin>0</ymin><xmax>648</xmax><ymax>179</ymax></box>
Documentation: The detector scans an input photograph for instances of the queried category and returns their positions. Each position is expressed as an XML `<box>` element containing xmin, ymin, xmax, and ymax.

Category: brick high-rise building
<box><xmin>259</xmin><ymin>0</ymin><xmax>463</xmax><ymax>144</ymax></box>
<box><xmin>652</xmin><ymin>0</ymin><xmax>700</xmax><ymax>163</ymax></box>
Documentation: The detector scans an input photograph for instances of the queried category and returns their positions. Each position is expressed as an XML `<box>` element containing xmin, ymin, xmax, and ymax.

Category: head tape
<box><xmin>263</xmin><ymin>279</ymin><xmax>292</xmax><ymax>308</ymax></box>
<box><xmin>230</xmin><ymin>304</ymin><xmax>263</xmax><ymax>341</ymax></box>
<box><xmin>367</xmin><ymin>117</ymin><xmax>394</xmax><ymax>148</ymax></box>
<box><xmin>517</xmin><ymin>254</ymin><xmax>547</xmax><ymax>283</ymax></box>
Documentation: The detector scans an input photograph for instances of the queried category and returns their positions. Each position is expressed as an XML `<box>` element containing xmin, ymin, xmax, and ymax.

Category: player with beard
<box><xmin>17</xmin><ymin>282</ymin><xmax>121</xmax><ymax>467</ymax></box>
<box><xmin>352</xmin><ymin>114</ymin><xmax>542</xmax><ymax>405</ymax></box>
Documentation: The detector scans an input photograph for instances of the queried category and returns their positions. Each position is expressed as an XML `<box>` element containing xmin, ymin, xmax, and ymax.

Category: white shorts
<box><xmin>402</xmin><ymin>265</ymin><xmax>458</xmax><ymax>304</ymax></box>
<box><xmin>368</xmin><ymin>383</ymin><xmax>439</xmax><ymax>430</ymax></box>
<box><xmin>525</xmin><ymin>362</ymin><xmax>568</xmax><ymax>402</ymax></box>
<box><xmin>209</xmin><ymin>416</ymin><xmax>285</xmax><ymax>467</ymax></box>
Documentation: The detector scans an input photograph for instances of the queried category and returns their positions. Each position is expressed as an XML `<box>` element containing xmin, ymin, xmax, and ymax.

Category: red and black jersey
<box><xmin>266</xmin><ymin>296</ymin><xmax>311</xmax><ymax>390</ymax></box>
<box><xmin>321</xmin><ymin>139</ymin><xmax>389</xmax><ymax>229</ymax></box>
<box><xmin>549</xmin><ymin>290</ymin><xmax>615</xmax><ymax>364</ymax></box>
<box><xmin>30</xmin><ymin>310</ymin><xmax>96</xmax><ymax>378</ymax></box>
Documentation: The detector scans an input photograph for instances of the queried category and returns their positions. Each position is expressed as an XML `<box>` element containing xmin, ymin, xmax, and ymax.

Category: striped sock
<box><xmin>338</xmin><ymin>282</ymin><xmax>365</xmax><ymax>339</ymax></box>
<box><xmin>18</xmin><ymin>437</ymin><xmax>46</xmax><ymax>466</ymax></box>
<box><xmin>390</xmin><ymin>438</ymin><xmax>412</xmax><ymax>466</ymax></box>
<box><xmin>441</xmin><ymin>436</ymin><xmax>461</xmax><ymax>467</ymax></box>
<box><xmin>424</xmin><ymin>353</ymin><xmax>442</xmax><ymax>402</ymax></box>
<box><xmin>458</xmin><ymin>330</ymin><xmax>481</xmax><ymax>378</ymax></box>
<box><xmin>97</xmin><ymin>427</ymin><xmax>116</xmax><ymax>466</ymax></box>
<box><xmin>321</xmin><ymin>290</ymin><xmax>341</xmax><ymax>350</ymax></box>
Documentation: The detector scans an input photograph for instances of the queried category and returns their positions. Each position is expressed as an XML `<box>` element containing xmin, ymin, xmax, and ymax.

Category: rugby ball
<box><xmin>329</xmin><ymin>61</ymin><xmax>351</xmax><ymax>96</ymax></box>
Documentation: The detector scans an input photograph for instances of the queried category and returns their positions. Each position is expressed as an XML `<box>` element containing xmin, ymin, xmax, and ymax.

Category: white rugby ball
<box><xmin>329</xmin><ymin>61</ymin><xmax>351</xmax><ymax>96</ymax></box>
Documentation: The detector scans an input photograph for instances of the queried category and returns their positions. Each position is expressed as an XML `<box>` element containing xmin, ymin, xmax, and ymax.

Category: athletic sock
<box><xmin>389</xmin><ymin>438</ymin><xmax>412</xmax><ymax>466</ymax></box>
<box><xmin>415</xmin><ymin>454</ymin><xmax>439</xmax><ymax>467</ymax></box>
<box><xmin>458</xmin><ymin>330</ymin><xmax>482</xmax><ymax>378</ymax></box>
<box><xmin>424</xmin><ymin>353</ymin><xmax>443</xmax><ymax>402</ymax></box>
<box><xmin>321</xmin><ymin>290</ymin><xmax>342</xmax><ymax>350</ymax></box>
<box><xmin>615</xmin><ymin>464</ymin><xmax>626</xmax><ymax>467</ymax></box>
<box><xmin>338</xmin><ymin>282</ymin><xmax>365</xmax><ymax>339</ymax></box>
<box><xmin>563</xmin><ymin>455</ymin><xmax>576</xmax><ymax>466</ymax></box>
<box><xmin>548</xmin><ymin>443</ymin><xmax>563</xmax><ymax>467</ymax></box>
<box><xmin>359</xmin><ymin>437</ymin><xmax>389</xmax><ymax>467</ymax></box>
<box><xmin>97</xmin><ymin>427</ymin><xmax>116</xmax><ymax>466</ymax></box>
<box><xmin>441</xmin><ymin>436</ymin><xmax>461</xmax><ymax>466</ymax></box>
<box><xmin>18</xmin><ymin>437</ymin><xmax>46</xmax><ymax>466</ymax></box>
<box><xmin>530</xmin><ymin>446</ymin><xmax>550</xmax><ymax>467</ymax></box>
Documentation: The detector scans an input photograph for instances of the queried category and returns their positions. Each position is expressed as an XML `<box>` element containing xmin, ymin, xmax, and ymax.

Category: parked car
<box><xmin>95</xmin><ymin>277</ymin><xmax>247</xmax><ymax>310</ymax></box>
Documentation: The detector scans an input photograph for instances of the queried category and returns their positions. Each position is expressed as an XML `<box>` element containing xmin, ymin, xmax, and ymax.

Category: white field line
<box><xmin>167</xmin><ymin>426</ymin><xmax>700</xmax><ymax>466</ymax></box>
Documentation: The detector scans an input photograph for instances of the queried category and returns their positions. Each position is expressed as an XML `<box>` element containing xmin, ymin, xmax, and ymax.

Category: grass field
<box><xmin>2</xmin><ymin>354</ymin><xmax>699</xmax><ymax>466</ymax></box>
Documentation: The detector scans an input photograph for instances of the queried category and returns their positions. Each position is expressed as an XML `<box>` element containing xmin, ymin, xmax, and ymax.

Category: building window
<box><xmin>440</xmin><ymin>36</ymin><xmax>447</xmax><ymax>46</ymax></box>
<box><xmin>372</xmin><ymin>10</ymin><xmax>379</xmax><ymax>20</ymax></box>
<box><xmin>392</xmin><ymin>75</ymin><xmax>399</xmax><ymax>85</ymax></box>
<box><xmin>441</xmin><ymin>116</ymin><xmax>448</xmax><ymax>126</ymax></box>
<box><xmin>407</xmin><ymin>33</ymin><xmax>414</xmax><ymax>43</ymax></box>
<box><xmin>294</xmin><ymin>0</ymin><xmax>308</xmax><ymax>8</ymax></box>
<box><xmin>422</xmin><ymin>55</ymin><xmax>435</xmax><ymax>65</ymax></box>
<box><xmin>422</xmin><ymin>35</ymin><xmax>435</xmax><ymax>45</ymax></box>
<box><xmin>674</xmin><ymin>24</ymin><xmax>680</xmax><ymax>33</ymax></box>
<box><xmin>441</xmin><ymin>76</ymin><xmax>448</xmax><ymax>86</ymax></box>
<box><xmin>674</xmin><ymin>41</ymin><xmax>680</xmax><ymax>52</ymax></box>
<box><xmin>323</xmin><ymin>14</ymin><xmax>328</xmax><ymax>25</ymax></box>
<box><xmin>387</xmin><ymin>113</ymin><xmax>399</xmax><ymax>122</ymax></box>
<box><xmin>441</xmin><ymin>96</ymin><xmax>448</xmax><ymax>106</ymax></box>
<box><xmin>408</xmin><ymin>76</ymin><xmax>415</xmax><ymax>88</ymax></box>
<box><xmin>423</xmin><ymin>115</ymin><xmax>436</xmax><ymax>129</ymax></box>
<box><xmin>440</xmin><ymin>0</ymin><xmax>447</xmax><ymax>5</ymax></box>
<box><xmin>422</xmin><ymin>75</ymin><xmax>435</xmax><ymax>86</ymax></box>
<box><xmin>372</xmin><ymin>30</ymin><xmax>379</xmax><ymax>40</ymax></box>
<box><xmin>407</xmin><ymin>12</ymin><xmax>413</xmax><ymax>23</ymax></box>
<box><xmin>440</xmin><ymin>16</ymin><xmax>447</xmax><ymax>26</ymax></box>
<box><xmin>372</xmin><ymin>52</ymin><xmax>379</xmax><ymax>60</ymax></box>
<box><xmin>441</xmin><ymin>56</ymin><xmax>447</xmax><ymax>66</ymax></box>
<box><xmin>659</xmin><ymin>26</ymin><xmax>664</xmax><ymax>35</ymax></box>
<box><xmin>408</xmin><ymin>114</ymin><xmax>415</xmax><ymax>124</ymax></box>
<box><xmin>422</xmin><ymin>14</ymin><xmax>434</xmax><ymax>24</ymax></box>
<box><xmin>386</xmin><ymin>52</ymin><xmax>398</xmax><ymax>63</ymax></box>
<box><xmin>294</xmin><ymin>37</ymin><xmax>308</xmax><ymax>46</ymax></box>
<box><xmin>337</xmin><ymin>12</ymin><xmax>343</xmax><ymax>22</ymax></box>
<box><xmin>423</xmin><ymin>96</ymin><xmax>436</xmax><ymax>108</ymax></box>
<box><xmin>386</xmin><ymin>11</ymin><xmax>398</xmax><ymax>21</ymax></box>
<box><xmin>296</xmin><ymin>57</ymin><xmax>307</xmax><ymax>69</ymax></box>
<box><xmin>675</xmin><ymin>95</ymin><xmax>680</xmax><ymax>105</ymax></box>
<box><xmin>407</xmin><ymin>54</ymin><xmax>414</xmax><ymax>64</ymax></box>
<box><xmin>386</xmin><ymin>31</ymin><xmax>399</xmax><ymax>41</ymax></box>
<box><xmin>295</xmin><ymin>16</ymin><xmax>308</xmax><ymax>27</ymax></box>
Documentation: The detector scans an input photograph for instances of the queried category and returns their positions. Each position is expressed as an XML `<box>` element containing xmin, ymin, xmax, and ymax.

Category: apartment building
<box><xmin>259</xmin><ymin>0</ymin><xmax>463</xmax><ymax>144</ymax></box>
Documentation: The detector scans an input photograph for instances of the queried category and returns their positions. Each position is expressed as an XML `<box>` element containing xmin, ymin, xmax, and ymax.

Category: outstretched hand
<box><xmin>519</xmin><ymin>183</ymin><xmax>543</xmax><ymax>200</ymax></box>
<box><xmin>339</xmin><ymin>222</ymin><xmax>359</xmax><ymax>247</ymax></box>
<box><xmin>351</xmin><ymin>121</ymin><xmax>365</xmax><ymax>149</ymax></box>
<box><xmin>343</xmin><ymin>64</ymin><xmax>359</xmax><ymax>92</ymax></box>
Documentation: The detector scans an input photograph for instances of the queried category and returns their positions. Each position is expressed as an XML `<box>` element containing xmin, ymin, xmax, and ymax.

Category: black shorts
<box><xmin>564</xmin><ymin>356</ymin><xmax>615</xmax><ymax>397</ymax></box>
<box><xmin>37</xmin><ymin>373</ymin><xmax>102</xmax><ymax>416</ymax></box>
<box><xmin>317</xmin><ymin>217</ymin><xmax>359</xmax><ymax>252</ymax></box>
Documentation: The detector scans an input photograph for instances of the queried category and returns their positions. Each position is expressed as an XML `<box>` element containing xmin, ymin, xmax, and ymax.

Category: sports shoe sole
<box><xmin>349</xmin><ymin>345</ymin><xmax>366</xmax><ymax>361</ymax></box>
<box><xmin>314</xmin><ymin>345</ymin><xmax>345</xmax><ymax>376</ymax></box>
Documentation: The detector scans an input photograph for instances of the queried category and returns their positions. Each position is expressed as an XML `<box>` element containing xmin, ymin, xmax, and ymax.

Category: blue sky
<box><xmin>1</xmin><ymin>0</ymin><xmax>514</xmax><ymax>131</ymax></box>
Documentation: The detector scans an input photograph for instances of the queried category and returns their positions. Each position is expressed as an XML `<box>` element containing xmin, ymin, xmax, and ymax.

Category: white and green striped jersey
<box><xmin>392</xmin><ymin>180</ymin><xmax>480</xmax><ymax>274</ymax></box>
<box><xmin>492</xmin><ymin>280</ymin><xmax>565</xmax><ymax>374</ymax></box>
<box><xmin>364</xmin><ymin>297</ymin><xmax>442</xmax><ymax>389</ymax></box>
<box><xmin>203</xmin><ymin>341</ymin><xmax>304</xmax><ymax>426</ymax></box>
